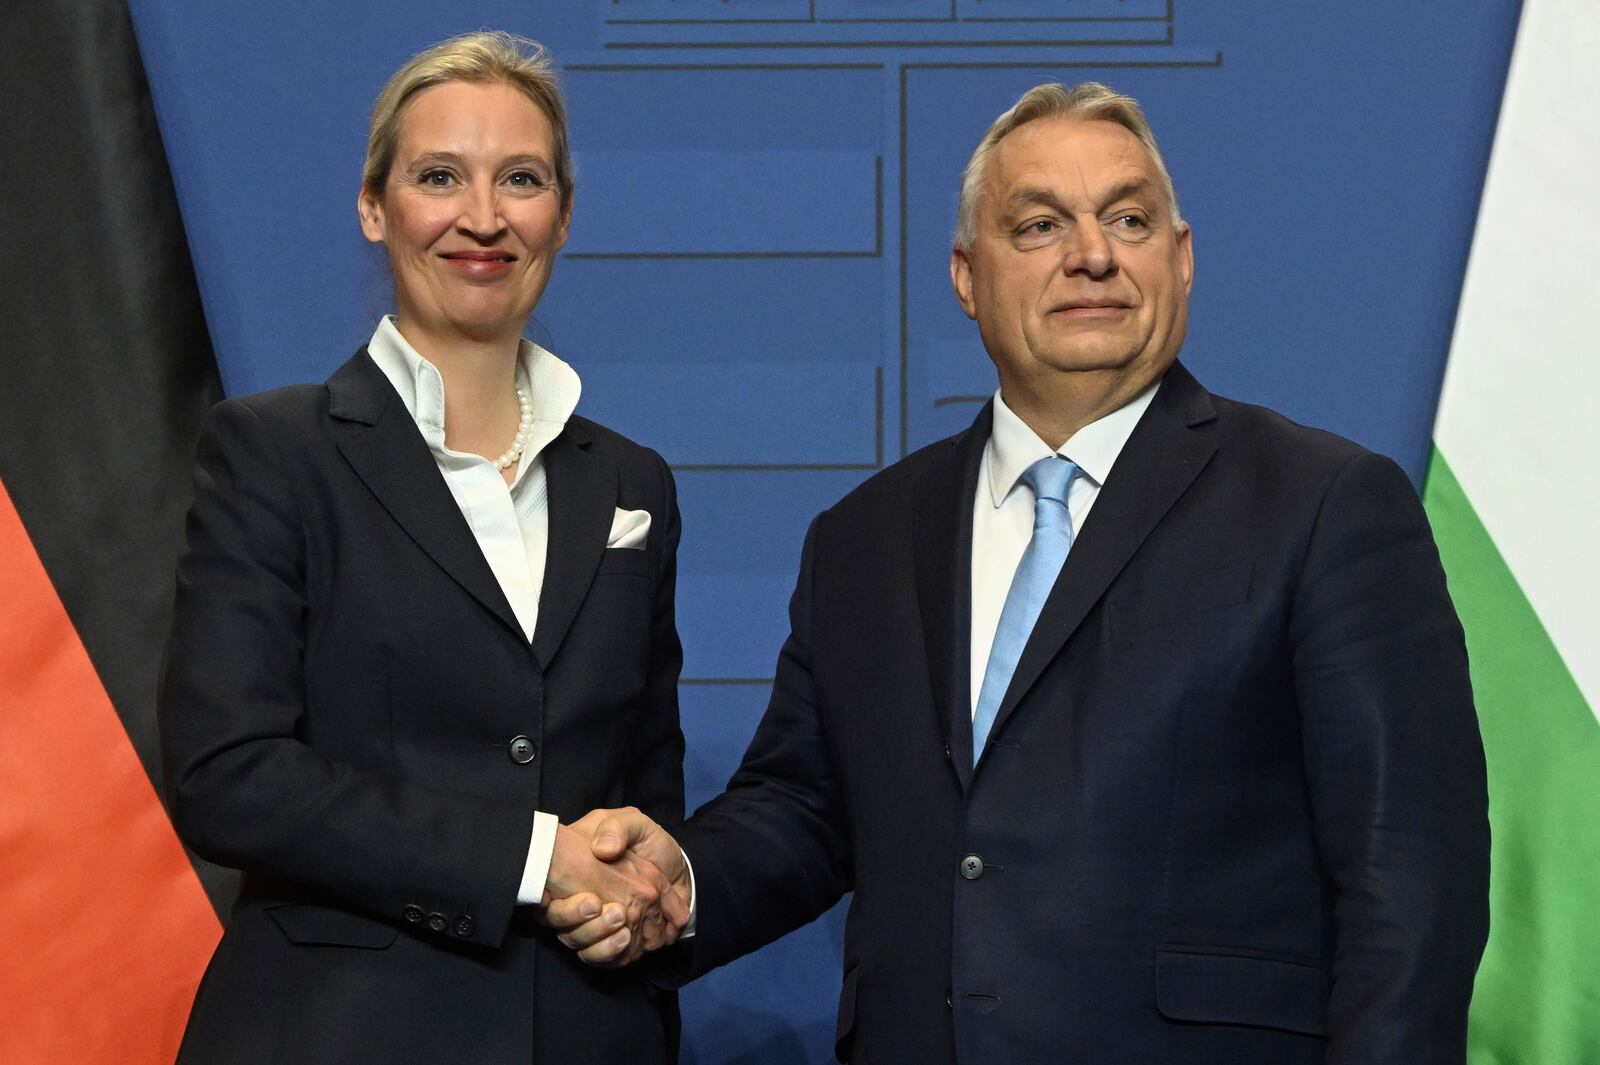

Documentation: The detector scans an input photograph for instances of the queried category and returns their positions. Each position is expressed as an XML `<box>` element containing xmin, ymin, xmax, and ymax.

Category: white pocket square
<box><xmin>607</xmin><ymin>507</ymin><xmax>651</xmax><ymax>550</ymax></box>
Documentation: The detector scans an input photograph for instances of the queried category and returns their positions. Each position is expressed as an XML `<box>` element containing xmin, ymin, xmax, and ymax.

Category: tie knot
<box><xmin>1020</xmin><ymin>455</ymin><xmax>1079</xmax><ymax>505</ymax></box>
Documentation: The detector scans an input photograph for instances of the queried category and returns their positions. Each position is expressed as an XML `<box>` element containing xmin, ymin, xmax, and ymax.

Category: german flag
<box><xmin>0</xmin><ymin>2</ymin><xmax>226</xmax><ymax>1061</ymax></box>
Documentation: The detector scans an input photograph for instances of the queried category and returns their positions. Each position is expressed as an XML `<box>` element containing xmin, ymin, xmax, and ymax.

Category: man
<box><xmin>552</xmin><ymin>82</ymin><xmax>1489</xmax><ymax>1064</ymax></box>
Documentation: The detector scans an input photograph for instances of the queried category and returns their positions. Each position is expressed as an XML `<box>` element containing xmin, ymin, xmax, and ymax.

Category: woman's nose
<box><xmin>457</xmin><ymin>184</ymin><xmax>503</xmax><ymax>239</ymax></box>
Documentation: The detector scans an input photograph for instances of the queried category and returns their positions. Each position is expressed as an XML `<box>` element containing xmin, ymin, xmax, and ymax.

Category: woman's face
<box><xmin>359</xmin><ymin>80</ymin><xmax>569</xmax><ymax>350</ymax></box>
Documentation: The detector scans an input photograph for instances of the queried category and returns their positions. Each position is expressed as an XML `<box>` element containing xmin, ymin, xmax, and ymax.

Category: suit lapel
<box><xmin>532</xmin><ymin>423</ymin><xmax>615</xmax><ymax>670</ymax></box>
<box><xmin>327</xmin><ymin>351</ymin><xmax>524</xmax><ymax>639</ymax></box>
<box><xmin>913</xmin><ymin>405</ymin><xmax>989</xmax><ymax>793</ymax></box>
<box><xmin>981</xmin><ymin>364</ymin><xmax>1219</xmax><ymax>756</ymax></box>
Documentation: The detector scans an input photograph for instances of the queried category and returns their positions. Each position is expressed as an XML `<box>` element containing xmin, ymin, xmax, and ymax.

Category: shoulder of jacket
<box><xmin>568</xmin><ymin>414</ymin><xmax>659</xmax><ymax>460</ymax></box>
<box><xmin>812</xmin><ymin>427</ymin><xmax>972</xmax><ymax>536</ymax></box>
<box><xmin>1206</xmin><ymin>392</ymin><xmax>1375</xmax><ymax>477</ymax></box>
<box><xmin>215</xmin><ymin>382</ymin><xmax>328</xmax><ymax>427</ymax></box>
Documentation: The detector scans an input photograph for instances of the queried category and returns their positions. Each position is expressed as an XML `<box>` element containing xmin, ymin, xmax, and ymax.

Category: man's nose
<box><xmin>1061</xmin><ymin>219</ymin><xmax>1115</xmax><ymax>278</ymax></box>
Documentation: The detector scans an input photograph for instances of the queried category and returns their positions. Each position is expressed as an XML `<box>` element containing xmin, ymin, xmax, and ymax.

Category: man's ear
<box><xmin>1176</xmin><ymin>221</ymin><xmax>1194</xmax><ymax>295</ymax></box>
<box><xmin>357</xmin><ymin>187</ymin><xmax>386</xmax><ymax>245</ymax></box>
<box><xmin>950</xmin><ymin>246</ymin><xmax>978</xmax><ymax>321</ymax></box>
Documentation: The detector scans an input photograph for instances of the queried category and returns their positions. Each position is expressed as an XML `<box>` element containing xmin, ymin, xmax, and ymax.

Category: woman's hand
<box><xmin>538</xmin><ymin>808</ymin><xmax>691</xmax><ymax>965</ymax></box>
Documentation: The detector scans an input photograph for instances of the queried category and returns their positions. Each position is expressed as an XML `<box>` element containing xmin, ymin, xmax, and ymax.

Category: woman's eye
<box><xmin>419</xmin><ymin>169</ymin><xmax>455</xmax><ymax>188</ymax></box>
<box><xmin>505</xmin><ymin>170</ymin><xmax>545</xmax><ymax>188</ymax></box>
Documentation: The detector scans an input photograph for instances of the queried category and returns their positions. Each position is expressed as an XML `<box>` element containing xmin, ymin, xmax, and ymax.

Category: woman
<box><xmin>160</xmin><ymin>32</ymin><xmax>686</xmax><ymax>1065</ymax></box>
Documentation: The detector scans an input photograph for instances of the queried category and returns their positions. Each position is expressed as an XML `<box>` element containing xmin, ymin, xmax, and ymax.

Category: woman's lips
<box><xmin>439</xmin><ymin>251</ymin><xmax>516</xmax><ymax>278</ymax></box>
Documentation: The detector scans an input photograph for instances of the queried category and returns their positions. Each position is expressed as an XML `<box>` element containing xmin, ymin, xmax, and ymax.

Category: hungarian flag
<box><xmin>1423</xmin><ymin>0</ymin><xmax>1600</xmax><ymax>1061</ymax></box>
<box><xmin>0</xmin><ymin>1</ymin><xmax>225</xmax><ymax>1062</ymax></box>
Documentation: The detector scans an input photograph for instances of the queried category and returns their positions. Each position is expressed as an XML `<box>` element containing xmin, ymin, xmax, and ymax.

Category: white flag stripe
<box><xmin>1434</xmin><ymin>0</ymin><xmax>1600</xmax><ymax>717</ymax></box>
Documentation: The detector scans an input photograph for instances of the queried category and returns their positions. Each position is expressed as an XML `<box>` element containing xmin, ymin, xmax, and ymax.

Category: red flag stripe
<box><xmin>0</xmin><ymin>476</ymin><xmax>219</xmax><ymax>1065</ymax></box>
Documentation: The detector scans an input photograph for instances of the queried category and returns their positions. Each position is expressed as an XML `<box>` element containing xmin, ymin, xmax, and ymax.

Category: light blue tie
<box><xmin>972</xmin><ymin>455</ymin><xmax>1080</xmax><ymax>765</ymax></box>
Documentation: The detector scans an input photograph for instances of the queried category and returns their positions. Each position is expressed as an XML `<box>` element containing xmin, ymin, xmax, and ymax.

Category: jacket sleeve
<box><xmin>670</xmin><ymin>514</ymin><xmax>854</xmax><ymax>978</ymax></box>
<box><xmin>622</xmin><ymin>450</ymin><xmax>686</xmax><ymax>827</ymax></box>
<box><xmin>1290</xmin><ymin>450</ymin><xmax>1490</xmax><ymax>1063</ymax></box>
<box><xmin>158</xmin><ymin>398</ymin><xmax>531</xmax><ymax>947</ymax></box>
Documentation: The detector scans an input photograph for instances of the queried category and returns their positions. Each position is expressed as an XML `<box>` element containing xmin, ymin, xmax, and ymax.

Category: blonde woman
<box><xmin>160</xmin><ymin>32</ymin><xmax>687</xmax><ymax>1065</ymax></box>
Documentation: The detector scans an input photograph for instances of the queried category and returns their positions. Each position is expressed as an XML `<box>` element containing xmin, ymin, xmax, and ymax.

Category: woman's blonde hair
<box><xmin>362</xmin><ymin>31</ymin><xmax>573</xmax><ymax>210</ymax></box>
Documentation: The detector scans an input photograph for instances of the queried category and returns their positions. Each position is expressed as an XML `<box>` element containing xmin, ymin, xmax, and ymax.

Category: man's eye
<box><xmin>1021</xmin><ymin>219</ymin><xmax>1057</xmax><ymax>235</ymax></box>
<box><xmin>1111</xmin><ymin>214</ymin><xmax>1148</xmax><ymax>229</ymax></box>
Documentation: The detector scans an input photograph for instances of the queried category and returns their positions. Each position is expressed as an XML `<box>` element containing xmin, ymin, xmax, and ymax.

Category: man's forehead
<box><xmin>1000</xmin><ymin>174</ymin><xmax>1161</xmax><ymax>209</ymax></box>
<box><xmin>993</xmin><ymin>118</ymin><xmax>1154</xmax><ymax>175</ymax></box>
<box><xmin>986</xmin><ymin>119</ymin><xmax>1161</xmax><ymax>202</ymax></box>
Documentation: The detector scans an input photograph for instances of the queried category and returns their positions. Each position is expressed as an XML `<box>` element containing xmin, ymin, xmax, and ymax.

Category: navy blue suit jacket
<box><xmin>160</xmin><ymin>350</ymin><xmax>685</xmax><ymax>1065</ymax></box>
<box><xmin>675</xmin><ymin>362</ymin><xmax>1488</xmax><ymax>1064</ymax></box>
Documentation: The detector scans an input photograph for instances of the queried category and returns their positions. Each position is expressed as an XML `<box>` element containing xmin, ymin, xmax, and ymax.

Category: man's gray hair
<box><xmin>953</xmin><ymin>82</ymin><xmax>1181</xmax><ymax>252</ymax></box>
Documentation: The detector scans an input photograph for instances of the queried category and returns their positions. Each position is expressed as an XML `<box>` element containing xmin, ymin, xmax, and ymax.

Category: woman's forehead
<box><xmin>392</xmin><ymin>81</ymin><xmax>555</xmax><ymax>157</ymax></box>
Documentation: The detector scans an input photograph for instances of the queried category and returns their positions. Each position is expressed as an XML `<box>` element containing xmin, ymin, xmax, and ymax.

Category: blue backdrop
<box><xmin>126</xmin><ymin>2</ymin><xmax>1520</xmax><ymax>1060</ymax></box>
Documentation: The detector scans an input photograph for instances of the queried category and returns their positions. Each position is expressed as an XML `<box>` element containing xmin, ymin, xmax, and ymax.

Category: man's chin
<box><xmin>1031</xmin><ymin>346</ymin><xmax>1142</xmax><ymax>376</ymax></box>
<box><xmin>1026</xmin><ymin>345</ymin><xmax>1179</xmax><ymax>402</ymax></box>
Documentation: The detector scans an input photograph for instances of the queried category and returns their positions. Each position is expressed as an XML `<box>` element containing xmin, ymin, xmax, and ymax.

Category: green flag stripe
<box><xmin>1423</xmin><ymin>449</ymin><xmax>1600</xmax><ymax>1065</ymax></box>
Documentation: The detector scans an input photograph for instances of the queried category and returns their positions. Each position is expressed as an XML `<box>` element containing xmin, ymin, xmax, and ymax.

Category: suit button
<box><xmin>426</xmin><ymin>911</ymin><xmax>448</xmax><ymax>933</ymax></box>
<box><xmin>959</xmin><ymin>854</ymin><xmax>985</xmax><ymax>880</ymax></box>
<box><xmin>508</xmin><ymin>735</ymin><xmax>537</xmax><ymax>764</ymax></box>
<box><xmin>403</xmin><ymin>905</ymin><xmax>424</xmax><ymax>924</ymax></box>
<box><xmin>455</xmin><ymin>915</ymin><xmax>474</xmax><ymax>937</ymax></box>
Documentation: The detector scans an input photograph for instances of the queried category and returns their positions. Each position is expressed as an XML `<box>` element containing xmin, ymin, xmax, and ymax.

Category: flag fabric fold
<box><xmin>1424</xmin><ymin>1</ymin><xmax>1600</xmax><ymax>1061</ymax></box>
<box><xmin>0</xmin><ymin>1</ymin><xmax>226</xmax><ymax>1061</ymax></box>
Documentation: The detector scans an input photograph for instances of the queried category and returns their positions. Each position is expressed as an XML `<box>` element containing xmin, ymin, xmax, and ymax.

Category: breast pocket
<box><xmin>595</xmin><ymin>546</ymin><xmax>655</xmax><ymax>580</ymax></box>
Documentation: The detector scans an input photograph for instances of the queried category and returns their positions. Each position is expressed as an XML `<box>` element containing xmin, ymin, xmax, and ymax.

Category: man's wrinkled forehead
<box><xmin>999</xmin><ymin>176</ymin><xmax>1165</xmax><ymax>217</ymax></box>
<box><xmin>985</xmin><ymin>120</ymin><xmax>1170</xmax><ymax>214</ymax></box>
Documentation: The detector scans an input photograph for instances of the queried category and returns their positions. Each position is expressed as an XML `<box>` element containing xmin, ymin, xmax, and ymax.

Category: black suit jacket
<box><xmin>674</xmin><ymin>363</ymin><xmax>1488</xmax><ymax>1065</ymax></box>
<box><xmin>159</xmin><ymin>351</ymin><xmax>684</xmax><ymax>1065</ymax></box>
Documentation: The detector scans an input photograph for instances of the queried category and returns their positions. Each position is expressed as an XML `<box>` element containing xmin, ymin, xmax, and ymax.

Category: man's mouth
<box><xmin>1051</xmin><ymin>300</ymin><xmax>1130</xmax><ymax>318</ymax></box>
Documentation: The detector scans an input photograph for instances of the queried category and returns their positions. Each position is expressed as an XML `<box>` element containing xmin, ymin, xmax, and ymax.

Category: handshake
<box><xmin>535</xmin><ymin>808</ymin><xmax>690</xmax><ymax>967</ymax></box>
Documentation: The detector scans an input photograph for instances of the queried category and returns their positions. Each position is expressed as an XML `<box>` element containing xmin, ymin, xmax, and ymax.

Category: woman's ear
<box><xmin>357</xmin><ymin>187</ymin><xmax>386</xmax><ymax>244</ymax></box>
<box><xmin>556</xmin><ymin>186</ymin><xmax>574</xmax><ymax>250</ymax></box>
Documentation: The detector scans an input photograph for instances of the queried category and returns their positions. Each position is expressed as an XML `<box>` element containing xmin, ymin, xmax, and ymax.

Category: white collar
<box><xmin>985</xmin><ymin>380</ymin><xmax>1160</xmax><ymax>508</ymax></box>
<box><xmin>365</xmin><ymin>316</ymin><xmax>581</xmax><ymax>488</ymax></box>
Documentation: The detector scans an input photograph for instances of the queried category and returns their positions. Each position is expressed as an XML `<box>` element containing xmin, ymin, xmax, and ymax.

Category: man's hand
<box><xmin>540</xmin><ymin>807</ymin><xmax>691</xmax><ymax>967</ymax></box>
<box><xmin>537</xmin><ymin>808</ymin><xmax>688</xmax><ymax>963</ymax></box>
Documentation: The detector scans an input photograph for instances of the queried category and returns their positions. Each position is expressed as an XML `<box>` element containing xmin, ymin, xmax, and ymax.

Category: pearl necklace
<box><xmin>492</xmin><ymin>387</ymin><xmax>535</xmax><ymax>470</ymax></box>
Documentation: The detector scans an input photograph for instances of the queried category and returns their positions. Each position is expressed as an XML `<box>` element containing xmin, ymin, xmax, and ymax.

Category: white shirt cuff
<box><xmin>517</xmin><ymin>810</ymin><xmax>560</xmax><ymax>905</ymax></box>
<box><xmin>680</xmin><ymin>845</ymin><xmax>698</xmax><ymax>938</ymax></box>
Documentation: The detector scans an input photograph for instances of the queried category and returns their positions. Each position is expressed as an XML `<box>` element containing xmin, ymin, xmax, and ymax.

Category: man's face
<box><xmin>951</xmin><ymin>118</ymin><xmax>1193</xmax><ymax>407</ymax></box>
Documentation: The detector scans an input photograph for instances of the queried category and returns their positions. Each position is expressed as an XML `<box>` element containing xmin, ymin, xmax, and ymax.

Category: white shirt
<box><xmin>970</xmin><ymin>383</ymin><xmax>1159</xmax><ymax>718</ymax></box>
<box><xmin>366</xmin><ymin>317</ymin><xmax>578</xmax><ymax>905</ymax></box>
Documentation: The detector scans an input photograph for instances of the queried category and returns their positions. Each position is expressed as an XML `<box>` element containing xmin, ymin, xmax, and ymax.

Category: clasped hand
<box><xmin>536</xmin><ymin>807</ymin><xmax>689</xmax><ymax>967</ymax></box>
